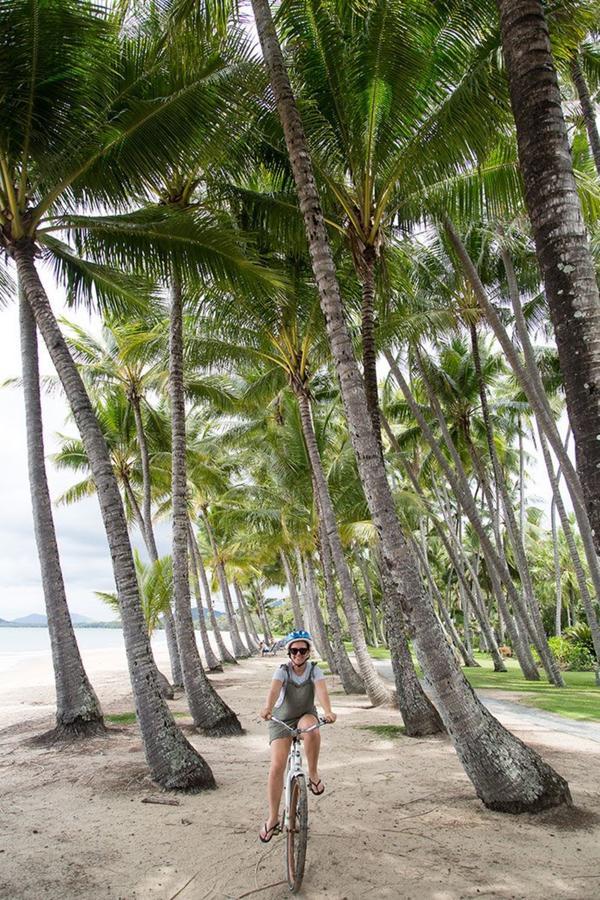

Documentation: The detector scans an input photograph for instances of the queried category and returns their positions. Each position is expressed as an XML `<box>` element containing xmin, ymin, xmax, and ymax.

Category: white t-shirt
<box><xmin>272</xmin><ymin>662</ymin><xmax>325</xmax><ymax>709</ymax></box>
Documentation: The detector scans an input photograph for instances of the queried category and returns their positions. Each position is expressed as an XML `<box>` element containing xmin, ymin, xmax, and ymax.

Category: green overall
<box><xmin>269</xmin><ymin>662</ymin><xmax>318</xmax><ymax>744</ymax></box>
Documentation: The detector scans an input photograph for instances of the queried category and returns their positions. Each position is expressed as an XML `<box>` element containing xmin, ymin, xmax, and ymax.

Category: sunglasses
<box><xmin>289</xmin><ymin>647</ymin><xmax>309</xmax><ymax>656</ymax></box>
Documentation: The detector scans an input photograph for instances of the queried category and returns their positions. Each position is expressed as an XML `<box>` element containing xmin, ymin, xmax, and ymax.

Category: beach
<box><xmin>1</xmin><ymin>639</ymin><xmax>600</xmax><ymax>899</ymax></box>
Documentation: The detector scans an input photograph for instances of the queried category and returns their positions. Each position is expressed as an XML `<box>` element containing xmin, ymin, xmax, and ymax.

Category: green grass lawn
<box><xmin>338</xmin><ymin>643</ymin><xmax>599</xmax><ymax>722</ymax></box>
<box><xmin>462</xmin><ymin>653</ymin><xmax>600</xmax><ymax>722</ymax></box>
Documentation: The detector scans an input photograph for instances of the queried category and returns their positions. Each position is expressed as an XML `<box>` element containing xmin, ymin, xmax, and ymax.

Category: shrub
<box><xmin>564</xmin><ymin>623</ymin><xmax>596</xmax><ymax>660</ymax></box>
<box><xmin>547</xmin><ymin>635</ymin><xmax>595</xmax><ymax>671</ymax></box>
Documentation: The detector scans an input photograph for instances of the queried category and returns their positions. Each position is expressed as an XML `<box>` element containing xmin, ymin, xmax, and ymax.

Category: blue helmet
<box><xmin>285</xmin><ymin>629</ymin><xmax>313</xmax><ymax>651</ymax></box>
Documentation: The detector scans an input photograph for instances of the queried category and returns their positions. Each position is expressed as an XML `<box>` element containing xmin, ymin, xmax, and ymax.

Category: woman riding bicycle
<box><xmin>258</xmin><ymin>629</ymin><xmax>336</xmax><ymax>843</ymax></box>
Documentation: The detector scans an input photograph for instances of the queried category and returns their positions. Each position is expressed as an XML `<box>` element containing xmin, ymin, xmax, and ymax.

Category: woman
<box><xmin>258</xmin><ymin>629</ymin><xmax>336</xmax><ymax>842</ymax></box>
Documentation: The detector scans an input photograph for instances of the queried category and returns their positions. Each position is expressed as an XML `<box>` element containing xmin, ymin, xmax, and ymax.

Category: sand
<box><xmin>1</xmin><ymin>653</ymin><xmax>599</xmax><ymax>900</ymax></box>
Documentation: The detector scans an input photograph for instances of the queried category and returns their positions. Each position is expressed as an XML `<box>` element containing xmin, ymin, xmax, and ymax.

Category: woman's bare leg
<box><xmin>298</xmin><ymin>713</ymin><xmax>321</xmax><ymax>786</ymax></box>
<box><xmin>265</xmin><ymin>736</ymin><xmax>292</xmax><ymax>830</ymax></box>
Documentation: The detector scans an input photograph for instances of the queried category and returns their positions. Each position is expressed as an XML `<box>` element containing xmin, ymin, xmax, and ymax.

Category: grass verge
<box><xmin>462</xmin><ymin>653</ymin><xmax>600</xmax><ymax>722</ymax></box>
<box><xmin>359</xmin><ymin>724</ymin><xmax>405</xmax><ymax>739</ymax></box>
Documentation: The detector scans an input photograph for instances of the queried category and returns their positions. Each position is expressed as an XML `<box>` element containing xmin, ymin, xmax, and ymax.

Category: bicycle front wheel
<box><xmin>285</xmin><ymin>774</ymin><xmax>308</xmax><ymax>893</ymax></box>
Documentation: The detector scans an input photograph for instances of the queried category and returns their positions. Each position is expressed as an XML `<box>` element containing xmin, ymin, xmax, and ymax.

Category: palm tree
<box><xmin>0</xmin><ymin>0</ymin><xmax>257</xmax><ymax>789</ymax></box>
<box><xmin>496</xmin><ymin>0</ymin><xmax>600</xmax><ymax>554</ymax></box>
<box><xmin>64</xmin><ymin>318</ymin><xmax>184</xmax><ymax>685</ymax></box>
<box><xmin>19</xmin><ymin>290</ymin><xmax>104</xmax><ymax>739</ymax></box>
<box><xmin>250</xmin><ymin>0</ymin><xmax>571</xmax><ymax>811</ymax></box>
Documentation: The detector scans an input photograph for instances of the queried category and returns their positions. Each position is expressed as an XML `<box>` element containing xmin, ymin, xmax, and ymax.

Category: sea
<box><xmin>0</xmin><ymin>627</ymin><xmax>168</xmax><ymax>673</ymax></box>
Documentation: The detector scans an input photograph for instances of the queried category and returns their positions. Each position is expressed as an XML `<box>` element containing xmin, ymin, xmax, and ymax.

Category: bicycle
<box><xmin>267</xmin><ymin>715</ymin><xmax>327</xmax><ymax>893</ymax></box>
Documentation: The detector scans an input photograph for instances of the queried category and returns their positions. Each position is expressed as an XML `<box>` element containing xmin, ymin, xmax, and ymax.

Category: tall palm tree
<box><xmin>19</xmin><ymin>290</ymin><xmax>104</xmax><ymax>739</ymax></box>
<box><xmin>250</xmin><ymin>0</ymin><xmax>571</xmax><ymax>812</ymax></box>
<box><xmin>64</xmin><ymin>319</ymin><xmax>183</xmax><ymax>685</ymax></box>
<box><xmin>496</xmin><ymin>0</ymin><xmax>600</xmax><ymax>554</ymax></box>
<box><xmin>0</xmin><ymin>0</ymin><xmax>265</xmax><ymax>786</ymax></box>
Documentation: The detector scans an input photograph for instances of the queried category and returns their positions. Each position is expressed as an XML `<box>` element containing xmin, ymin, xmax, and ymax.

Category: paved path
<box><xmin>376</xmin><ymin>661</ymin><xmax>600</xmax><ymax>744</ymax></box>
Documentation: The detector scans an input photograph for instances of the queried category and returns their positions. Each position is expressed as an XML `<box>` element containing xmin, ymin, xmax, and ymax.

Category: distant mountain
<box><xmin>11</xmin><ymin>613</ymin><xmax>48</xmax><ymax>626</ymax></box>
<box><xmin>0</xmin><ymin>612</ymin><xmax>112</xmax><ymax>628</ymax></box>
<box><xmin>190</xmin><ymin>606</ymin><xmax>225</xmax><ymax>622</ymax></box>
<box><xmin>70</xmin><ymin>613</ymin><xmax>96</xmax><ymax>625</ymax></box>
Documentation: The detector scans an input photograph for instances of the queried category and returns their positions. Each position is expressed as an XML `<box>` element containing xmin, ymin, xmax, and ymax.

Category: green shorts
<box><xmin>268</xmin><ymin>707</ymin><xmax>318</xmax><ymax>744</ymax></box>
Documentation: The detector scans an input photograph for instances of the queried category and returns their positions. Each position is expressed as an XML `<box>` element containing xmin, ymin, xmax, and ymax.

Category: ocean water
<box><xmin>0</xmin><ymin>627</ymin><xmax>167</xmax><ymax>673</ymax></box>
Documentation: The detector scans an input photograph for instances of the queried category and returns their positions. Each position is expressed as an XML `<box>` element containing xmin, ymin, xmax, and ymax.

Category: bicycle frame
<box><xmin>269</xmin><ymin>716</ymin><xmax>325</xmax><ymax>830</ymax></box>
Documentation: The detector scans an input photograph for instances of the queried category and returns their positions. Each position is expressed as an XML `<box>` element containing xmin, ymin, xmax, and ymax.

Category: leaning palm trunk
<box><xmin>200</xmin><ymin>510</ymin><xmax>249</xmax><ymax>658</ymax></box>
<box><xmin>188</xmin><ymin>531</ymin><xmax>223</xmax><ymax>671</ymax></box>
<box><xmin>19</xmin><ymin>291</ymin><xmax>104</xmax><ymax>739</ymax></box>
<box><xmin>130</xmin><ymin>393</ymin><xmax>183</xmax><ymax>688</ymax></box>
<box><xmin>465</xmin><ymin>332</ymin><xmax>564</xmax><ymax>686</ymax></box>
<box><xmin>500</xmin><ymin>244</ymin><xmax>600</xmax><ymax>611</ymax></box>
<box><xmin>251</xmin><ymin>0</ymin><xmax>571</xmax><ymax>811</ymax></box>
<box><xmin>280</xmin><ymin>550</ymin><xmax>304</xmax><ymax>630</ymax></box>
<box><xmin>295</xmin><ymin>386</ymin><xmax>390</xmax><ymax>706</ymax></box>
<box><xmin>233</xmin><ymin>581</ymin><xmax>259</xmax><ymax>652</ymax></box>
<box><xmin>255</xmin><ymin>590</ymin><xmax>274</xmax><ymax>646</ymax></box>
<box><xmin>570</xmin><ymin>54</ymin><xmax>600</xmax><ymax>180</ymax></box>
<box><xmin>302</xmin><ymin>551</ymin><xmax>336</xmax><ymax>670</ymax></box>
<box><xmin>538</xmin><ymin>429</ymin><xmax>600</xmax><ymax>671</ymax></box>
<box><xmin>551</xmin><ymin>499</ymin><xmax>563</xmax><ymax>637</ymax></box>
<box><xmin>120</xmin><ymin>481</ymin><xmax>176</xmax><ymax>698</ymax></box>
<box><xmin>316</xmin><ymin>516</ymin><xmax>365</xmax><ymax>694</ymax></box>
<box><xmin>386</xmin><ymin>353</ymin><xmax>541</xmax><ymax>680</ymax></box>
<box><xmin>376</xmin><ymin>551</ymin><xmax>444</xmax><ymax>736</ymax></box>
<box><xmin>14</xmin><ymin>245</ymin><xmax>214</xmax><ymax>789</ymax></box>
<box><xmin>238</xmin><ymin>584</ymin><xmax>262</xmax><ymax>646</ymax></box>
<box><xmin>190</xmin><ymin>529</ymin><xmax>237</xmax><ymax>665</ymax></box>
<box><xmin>353</xmin><ymin>547</ymin><xmax>383</xmax><ymax>647</ymax></box>
<box><xmin>169</xmin><ymin>275</ymin><xmax>241</xmax><ymax>735</ymax></box>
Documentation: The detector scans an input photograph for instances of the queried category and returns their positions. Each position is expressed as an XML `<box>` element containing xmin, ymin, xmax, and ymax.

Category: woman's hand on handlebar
<box><xmin>259</xmin><ymin>707</ymin><xmax>273</xmax><ymax>720</ymax></box>
<box><xmin>322</xmin><ymin>712</ymin><xmax>336</xmax><ymax>724</ymax></box>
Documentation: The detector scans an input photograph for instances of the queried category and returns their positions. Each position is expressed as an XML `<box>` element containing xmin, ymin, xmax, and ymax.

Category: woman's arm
<box><xmin>314</xmin><ymin>679</ymin><xmax>337</xmax><ymax>723</ymax></box>
<box><xmin>260</xmin><ymin>679</ymin><xmax>283</xmax><ymax>720</ymax></box>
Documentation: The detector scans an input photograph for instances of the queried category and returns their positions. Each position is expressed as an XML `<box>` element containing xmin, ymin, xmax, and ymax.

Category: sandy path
<box><xmin>1</xmin><ymin>658</ymin><xmax>599</xmax><ymax>900</ymax></box>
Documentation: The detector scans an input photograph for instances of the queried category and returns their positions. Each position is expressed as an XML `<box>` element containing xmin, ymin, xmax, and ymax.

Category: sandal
<box><xmin>259</xmin><ymin>820</ymin><xmax>280</xmax><ymax>843</ymax></box>
<box><xmin>308</xmin><ymin>778</ymin><xmax>325</xmax><ymax>796</ymax></box>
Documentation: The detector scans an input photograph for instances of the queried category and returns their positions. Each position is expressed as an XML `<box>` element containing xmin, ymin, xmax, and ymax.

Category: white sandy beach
<box><xmin>1</xmin><ymin>641</ymin><xmax>600</xmax><ymax>899</ymax></box>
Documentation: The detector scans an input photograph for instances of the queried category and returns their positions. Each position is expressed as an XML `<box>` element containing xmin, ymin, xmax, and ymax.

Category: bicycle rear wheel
<box><xmin>285</xmin><ymin>774</ymin><xmax>308</xmax><ymax>893</ymax></box>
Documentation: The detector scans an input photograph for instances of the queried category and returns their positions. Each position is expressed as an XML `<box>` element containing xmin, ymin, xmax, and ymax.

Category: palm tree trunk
<box><xmin>495</xmin><ymin>2</ymin><xmax>600</xmax><ymax>555</ymax></box>
<box><xmin>127</xmin><ymin>402</ymin><xmax>184</xmax><ymax>688</ymax></box>
<box><xmin>190</xmin><ymin>527</ymin><xmax>237</xmax><ymax>665</ymax></box>
<box><xmin>570</xmin><ymin>54</ymin><xmax>600</xmax><ymax>177</ymax></box>
<box><xmin>19</xmin><ymin>289</ymin><xmax>105</xmax><ymax>739</ymax></box>
<box><xmin>315</xmin><ymin>516</ymin><xmax>365</xmax><ymax>694</ymax></box>
<box><xmin>234</xmin><ymin>581</ymin><xmax>259</xmax><ymax>652</ymax></box>
<box><xmin>360</xmin><ymin>247</ymin><xmax>381</xmax><ymax>438</ymax></box>
<box><xmin>251</xmin><ymin>0</ymin><xmax>571</xmax><ymax>811</ymax></box>
<box><xmin>238</xmin><ymin>583</ymin><xmax>262</xmax><ymax>646</ymax></box>
<box><xmin>200</xmin><ymin>510</ymin><xmax>248</xmax><ymax>658</ymax></box>
<box><xmin>302</xmin><ymin>551</ymin><xmax>336</xmax><ymax>670</ymax></box>
<box><xmin>14</xmin><ymin>244</ymin><xmax>215</xmax><ymax>789</ymax></box>
<box><xmin>376</xmin><ymin>549</ymin><xmax>445</xmax><ymax>736</ymax></box>
<box><xmin>187</xmin><ymin>529</ymin><xmax>223</xmax><ymax>671</ymax></box>
<box><xmin>254</xmin><ymin>588</ymin><xmax>274</xmax><ymax>646</ymax></box>
<box><xmin>551</xmin><ymin>498</ymin><xmax>563</xmax><ymax>637</ymax></box>
<box><xmin>280</xmin><ymin>549</ymin><xmax>304</xmax><ymax>630</ymax></box>
<box><xmin>387</xmin><ymin>351</ymin><xmax>541</xmax><ymax>679</ymax></box>
<box><xmin>169</xmin><ymin>274</ymin><xmax>241</xmax><ymax>735</ymax></box>
<box><xmin>295</xmin><ymin>386</ymin><xmax>390</xmax><ymax>705</ymax></box>
<box><xmin>500</xmin><ymin>243</ymin><xmax>600</xmax><ymax>609</ymax></box>
<box><xmin>465</xmin><ymin>331</ymin><xmax>564</xmax><ymax>686</ymax></box>
<box><xmin>538</xmin><ymin>428</ymin><xmax>600</xmax><ymax>667</ymax></box>
<box><xmin>353</xmin><ymin>547</ymin><xmax>383</xmax><ymax>647</ymax></box>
